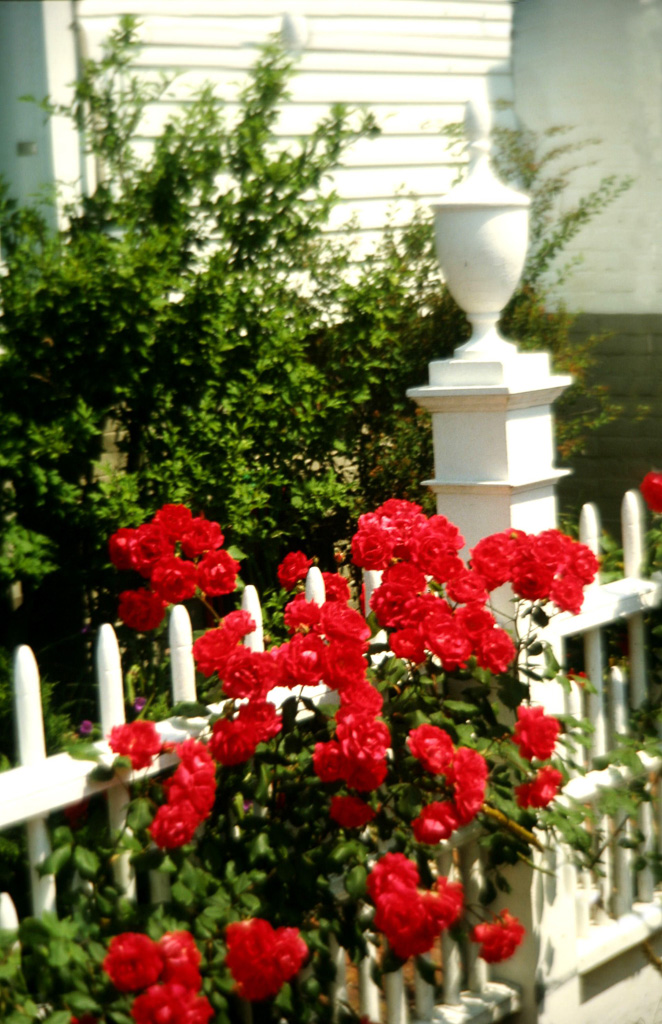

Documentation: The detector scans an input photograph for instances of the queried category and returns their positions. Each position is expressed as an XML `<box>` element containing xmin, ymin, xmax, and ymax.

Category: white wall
<box><xmin>72</xmin><ymin>0</ymin><xmax>516</xmax><ymax>255</ymax></box>
<box><xmin>512</xmin><ymin>0</ymin><xmax>662</xmax><ymax>315</ymax></box>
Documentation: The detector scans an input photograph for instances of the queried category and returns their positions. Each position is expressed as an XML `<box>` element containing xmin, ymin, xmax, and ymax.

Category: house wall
<box><xmin>73</xmin><ymin>0</ymin><xmax>516</xmax><ymax>255</ymax></box>
<box><xmin>512</xmin><ymin>0</ymin><xmax>662</xmax><ymax>531</ymax></box>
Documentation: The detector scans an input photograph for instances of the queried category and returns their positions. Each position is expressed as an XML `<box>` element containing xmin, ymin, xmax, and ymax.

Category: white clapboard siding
<box><xmin>73</xmin><ymin>0</ymin><xmax>515</xmax><ymax>253</ymax></box>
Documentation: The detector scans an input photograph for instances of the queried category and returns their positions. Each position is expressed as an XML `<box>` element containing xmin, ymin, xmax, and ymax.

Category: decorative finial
<box><xmin>280</xmin><ymin>13</ymin><xmax>309</xmax><ymax>52</ymax></box>
<box><xmin>464</xmin><ymin>97</ymin><xmax>492</xmax><ymax>174</ymax></box>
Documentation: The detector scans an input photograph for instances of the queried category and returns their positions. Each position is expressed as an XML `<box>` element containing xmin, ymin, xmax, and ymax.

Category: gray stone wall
<box><xmin>558</xmin><ymin>314</ymin><xmax>662</xmax><ymax>534</ymax></box>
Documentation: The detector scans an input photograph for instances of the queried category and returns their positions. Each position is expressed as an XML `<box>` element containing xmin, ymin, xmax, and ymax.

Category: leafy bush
<box><xmin>0</xmin><ymin>17</ymin><xmax>628</xmax><ymax>724</ymax></box>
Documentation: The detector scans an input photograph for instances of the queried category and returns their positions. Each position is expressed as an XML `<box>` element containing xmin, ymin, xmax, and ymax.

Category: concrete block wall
<box><xmin>559</xmin><ymin>314</ymin><xmax>662</xmax><ymax>533</ymax></box>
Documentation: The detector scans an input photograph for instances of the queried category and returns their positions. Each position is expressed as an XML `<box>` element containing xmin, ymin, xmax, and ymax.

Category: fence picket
<box><xmin>169</xmin><ymin>604</ymin><xmax>197</xmax><ymax>702</ymax></box>
<box><xmin>96</xmin><ymin>625</ymin><xmax>136</xmax><ymax>899</ymax></box>
<box><xmin>13</xmin><ymin>645</ymin><xmax>56</xmax><ymax>917</ymax></box>
<box><xmin>622</xmin><ymin>490</ymin><xmax>647</xmax><ymax>708</ymax></box>
<box><xmin>358</xmin><ymin>939</ymin><xmax>382</xmax><ymax>1022</ymax></box>
<box><xmin>241</xmin><ymin>584</ymin><xmax>264</xmax><ymax>652</ymax></box>
<box><xmin>580</xmin><ymin>502</ymin><xmax>607</xmax><ymax>761</ymax></box>
<box><xmin>0</xmin><ymin>891</ymin><xmax>18</xmax><ymax>930</ymax></box>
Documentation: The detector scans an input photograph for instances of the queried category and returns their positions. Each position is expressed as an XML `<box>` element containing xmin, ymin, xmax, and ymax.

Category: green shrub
<box><xmin>0</xmin><ymin>17</ymin><xmax>628</xmax><ymax>726</ymax></box>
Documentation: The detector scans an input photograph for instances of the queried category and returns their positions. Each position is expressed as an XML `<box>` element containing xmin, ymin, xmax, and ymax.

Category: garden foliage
<box><xmin>0</xmin><ymin>18</ymin><xmax>629</xmax><ymax>735</ymax></box>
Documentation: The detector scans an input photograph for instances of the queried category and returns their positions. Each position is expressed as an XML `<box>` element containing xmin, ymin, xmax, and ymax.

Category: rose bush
<box><xmin>2</xmin><ymin>498</ymin><xmax>605</xmax><ymax>1024</ymax></box>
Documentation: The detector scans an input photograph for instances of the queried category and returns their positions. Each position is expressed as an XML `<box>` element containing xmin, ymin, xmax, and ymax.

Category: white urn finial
<box><xmin>433</xmin><ymin>98</ymin><xmax>530</xmax><ymax>360</ymax></box>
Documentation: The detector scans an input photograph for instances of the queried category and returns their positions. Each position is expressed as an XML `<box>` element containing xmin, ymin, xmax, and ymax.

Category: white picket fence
<box><xmin>1</xmin><ymin>491</ymin><xmax>662</xmax><ymax>1024</ymax></box>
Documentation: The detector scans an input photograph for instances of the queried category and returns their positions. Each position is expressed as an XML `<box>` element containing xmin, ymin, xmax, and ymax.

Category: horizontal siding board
<box><xmin>136</xmin><ymin>101</ymin><xmax>467</xmax><ymax>137</ymax></box>
<box><xmin>77</xmin><ymin>2</ymin><xmax>513</xmax><ymax>22</ymax></box>
<box><xmin>126</xmin><ymin>46</ymin><xmax>507</xmax><ymax>77</ymax></box>
<box><xmin>83</xmin><ymin>17</ymin><xmax>511</xmax><ymax>56</ymax></box>
<box><xmin>159</xmin><ymin>70</ymin><xmax>513</xmax><ymax>104</ymax></box>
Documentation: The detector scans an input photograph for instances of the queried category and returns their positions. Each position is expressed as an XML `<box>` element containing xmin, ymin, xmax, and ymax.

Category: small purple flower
<box><xmin>134</xmin><ymin>697</ymin><xmax>147</xmax><ymax>713</ymax></box>
<box><xmin>79</xmin><ymin>720</ymin><xmax>93</xmax><ymax>736</ymax></box>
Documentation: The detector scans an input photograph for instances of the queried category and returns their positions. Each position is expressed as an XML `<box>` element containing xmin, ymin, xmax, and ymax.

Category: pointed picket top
<box><xmin>579</xmin><ymin>501</ymin><xmax>601</xmax><ymax>588</ymax></box>
<box><xmin>241</xmin><ymin>584</ymin><xmax>264</xmax><ymax>652</ymax></box>
<box><xmin>0</xmin><ymin>892</ymin><xmax>18</xmax><ymax>931</ymax></box>
<box><xmin>305</xmin><ymin>565</ymin><xmax>325</xmax><ymax>606</ymax></box>
<box><xmin>96</xmin><ymin>623</ymin><xmax>125</xmax><ymax>736</ymax></box>
<box><xmin>622</xmin><ymin>489</ymin><xmax>646</xmax><ymax>578</ymax></box>
<box><xmin>169</xmin><ymin>604</ymin><xmax>197</xmax><ymax>703</ymax></box>
<box><xmin>13</xmin><ymin>645</ymin><xmax>46</xmax><ymax>767</ymax></box>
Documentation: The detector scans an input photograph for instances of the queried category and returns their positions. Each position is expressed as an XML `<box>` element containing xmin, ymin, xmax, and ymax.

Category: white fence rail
<box><xmin>1</xmin><ymin>491</ymin><xmax>662</xmax><ymax>1023</ymax></box>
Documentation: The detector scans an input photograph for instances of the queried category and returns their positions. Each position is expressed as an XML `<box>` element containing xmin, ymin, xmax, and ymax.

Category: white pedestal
<box><xmin>407</xmin><ymin>350</ymin><xmax>573</xmax><ymax>555</ymax></box>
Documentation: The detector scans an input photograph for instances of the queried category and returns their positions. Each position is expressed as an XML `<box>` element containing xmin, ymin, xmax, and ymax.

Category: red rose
<box><xmin>118</xmin><ymin>589</ymin><xmax>167</xmax><ymax>631</ymax></box>
<box><xmin>283</xmin><ymin>593</ymin><xmax>321</xmax><ymax>633</ymax></box>
<box><xmin>515</xmin><ymin>765</ymin><xmax>563</xmax><ymax>808</ymax></box>
<box><xmin>532</xmin><ymin>530</ymin><xmax>573</xmax><ymax>573</ymax></box>
<box><xmin>197</xmin><ymin>549</ymin><xmax>240</xmax><ymax>597</ymax></box>
<box><xmin>312</xmin><ymin>740</ymin><xmax>345</xmax><ymax>783</ymax></box>
<box><xmin>159</xmin><ymin>931</ymin><xmax>202</xmax><ymax>990</ymax></box>
<box><xmin>513</xmin><ymin>705</ymin><xmax>560</xmax><ymax>761</ymax></box>
<box><xmin>153</xmin><ymin>504</ymin><xmax>193</xmax><ymax>543</ymax></box>
<box><xmin>470</xmin><ymin>532</ymin><xmax>520</xmax><ymax>590</ymax></box>
<box><xmin>424</xmin><ymin>877</ymin><xmax>464</xmax><ymax>931</ymax></box>
<box><xmin>448</xmin><ymin>746</ymin><xmax>488</xmax><ymax>825</ymax></box>
<box><xmin>277</xmin><ymin>551</ymin><xmax>313</xmax><ymax>590</ymax></box>
<box><xmin>338</xmin><ymin>681</ymin><xmax>383</xmax><ymax>716</ymax></box>
<box><xmin>108</xmin><ymin>720</ymin><xmax>162</xmax><ymax>769</ymax></box>
<box><xmin>373</xmin><ymin>889</ymin><xmax>438</xmax><ymax>959</ymax></box>
<box><xmin>180</xmin><ymin>517</ymin><xmax>224</xmax><ymax>559</ymax></box>
<box><xmin>336</xmin><ymin>712</ymin><xmax>389</xmax><ymax>791</ymax></box>
<box><xmin>221</xmin><ymin>647</ymin><xmax>271</xmax><ymax>701</ymax></box>
<box><xmin>109</xmin><ymin>527</ymin><xmax>138</xmax><ymax>570</ymax></box>
<box><xmin>445</xmin><ymin>569</ymin><xmax>489</xmax><ymax>605</ymax></box>
<box><xmin>367</xmin><ymin>852</ymin><xmax>419</xmax><ymax>901</ymax></box>
<box><xmin>568</xmin><ymin>543</ymin><xmax>599</xmax><ymax>585</ymax></box>
<box><xmin>131</xmin><ymin>983</ymin><xmax>213</xmax><ymax>1024</ymax></box>
<box><xmin>103</xmin><ymin>932</ymin><xmax>164</xmax><ymax>991</ymax></box>
<box><xmin>350</xmin><ymin>522</ymin><xmax>395</xmax><ymax>571</ymax></box>
<box><xmin>149</xmin><ymin>800</ymin><xmax>200</xmax><ymax>849</ymax></box>
<box><xmin>319</xmin><ymin>602</ymin><xmax>371</xmax><ymax>645</ymax></box>
<box><xmin>329</xmin><ymin>795</ymin><xmax>376</xmax><ymax>829</ymax></box>
<box><xmin>278</xmin><ymin>632</ymin><xmax>326</xmax><ymax>689</ymax></box>
<box><xmin>454</xmin><ymin>603</ymin><xmax>496</xmax><ymax>640</ymax></box>
<box><xmin>471</xmin><ymin>911</ymin><xmax>525</xmax><ymax>963</ymax></box>
<box><xmin>412</xmin><ymin>801</ymin><xmax>459</xmax><ymax>844</ymax></box>
<box><xmin>510</xmin><ymin>558</ymin><xmax>553</xmax><ymax>602</ymax></box>
<box><xmin>370</xmin><ymin>562</ymin><xmax>427</xmax><ymax>629</ymax></box>
<box><xmin>163</xmin><ymin>740</ymin><xmax>217</xmax><ymax>819</ymax></box>
<box><xmin>208</xmin><ymin>702</ymin><xmax>281</xmax><ymax>766</ymax></box>
<box><xmin>151</xmin><ymin>556</ymin><xmax>198</xmax><ymax>604</ymax></box>
<box><xmin>322</xmin><ymin>641</ymin><xmax>367</xmax><ymax>691</ymax></box>
<box><xmin>130</xmin><ymin>522</ymin><xmax>173</xmax><ymax>578</ymax></box>
<box><xmin>320</xmin><ymin>572</ymin><xmax>351</xmax><ymax>603</ymax></box>
<box><xmin>641</xmin><ymin>471</ymin><xmax>662</xmax><ymax>513</ymax></box>
<box><xmin>225</xmin><ymin>919</ymin><xmax>307</xmax><ymax>1002</ymax></box>
<box><xmin>423</xmin><ymin>617</ymin><xmax>472</xmax><ymax>672</ymax></box>
<box><xmin>407</xmin><ymin>724</ymin><xmax>453</xmax><ymax>775</ymax></box>
<box><xmin>475</xmin><ymin>627</ymin><xmax>517</xmax><ymax>674</ymax></box>
<box><xmin>549</xmin><ymin>573</ymin><xmax>585</xmax><ymax>614</ymax></box>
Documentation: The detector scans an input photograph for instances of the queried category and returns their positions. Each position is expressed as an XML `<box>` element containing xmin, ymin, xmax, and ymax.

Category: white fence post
<box><xmin>242</xmin><ymin>584</ymin><xmax>264</xmax><ymax>652</ymax></box>
<box><xmin>13</xmin><ymin>645</ymin><xmax>56</xmax><ymax>917</ymax></box>
<box><xmin>169</xmin><ymin>604</ymin><xmax>197</xmax><ymax>702</ymax></box>
<box><xmin>622</xmin><ymin>489</ymin><xmax>647</xmax><ymax>709</ymax></box>
<box><xmin>96</xmin><ymin>624</ymin><xmax>136</xmax><ymax>899</ymax></box>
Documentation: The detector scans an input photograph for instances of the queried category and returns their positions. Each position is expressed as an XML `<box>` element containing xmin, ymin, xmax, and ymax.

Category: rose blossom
<box><xmin>366</xmin><ymin>853</ymin><xmax>420</xmax><ymax>901</ymax></box>
<box><xmin>277</xmin><ymin>551</ymin><xmax>313</xmax><ymax>590</ymax></box>
<box><xmin>515</xmin><ymin>765</ymin><xmax>563</xmax><ymax>808</ymax></box>
<box><xmin>109</xmin><ymin>527</ymin><xmax>138</xmax><ymax>570</ymax></box>
<box><xmin>641</xmin><ymin>471</ymin><xmax>662</xmax><ymax>513</ymax></box>
<box><xmin>320</xmin><ymin>572</ymin><xmax>351</xmax><ymax>603</ymax></box>
<box><xmin>412</xmin><ymin>801</ymin><xmax>459</xmax><ymax>844</ymax></box>
<box><xmin>407</xmin><ymin>724</ymin><xmax>453</xmax><ymax>775</ymax></box>
<box><xmin>149</xmin><ymin>800</ymin><xmax>201</xmax><ymax>849</ymax></box>
<box><xmin>118</xmin><ymin>589</ymin><xmax>167</xmax><ymax>631</ymax></box>
<box><xmin>130</xmin><ymin>522</ymin><xmax>173</xmax><ymax>578</ymax></box>
<box><xmin>108</xmin><ymin>720</ymin><xmax>162</xmax><ymax>769</ymax></box>
<box><xmin>103</xmin><ymin>932</ymin><xmax>164</xmax><ymax>991</ymax></box>
<box><xmin>152</xmin><ymin>503</ymin><xmax>193</xmax><ymax>542</ymax></box>
<box><xmin>158</xmin><ymin>931</ymin><xmax>202</xmax><ymax>990</ymax></box>
<box><xmin>329</xmin><ymin>795</ymin><xmax>376</xmax><ymax>828</ymax></box>
<box><xmin>225</xmin><ymin>919</ymin><xmax>307</xmax><ymax>1002</ymax></box>
<box><xmin>197</xmin><ymin>549</ymin><xmax>240</xmax><ymax>596</ymax></box>
<box><xmin>180</xmin><ymin>517</ymin><xmax>224</xmax><ymax>558</ymax></box>
<box><xmin>513</xmin><ymin>705</ymin><xmax>560</xmax><ymax>761</ymax></box>
<box><xmin>131</xmin><ymin>982</ymin><xmax>213</xmax><ymax>1024</ymax></box>
<box><xmin>471</xmin><ymin>911</ymin><xmax>525</xmax><ymax>963</ymax></box>
<box><xmin>151</xmin><ymin>556</ymin><xmax>198</xmax><ymax>604</ymax></box>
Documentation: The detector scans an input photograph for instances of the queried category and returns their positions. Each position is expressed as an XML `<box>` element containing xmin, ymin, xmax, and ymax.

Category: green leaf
<box><xmin>89</xmin><ymin>763</ymin><xmax>116</xmax><ymax>782</ymax></box>
<box><xmin>127</xmin><ymin>797</ymin><xmax>154</xmax><ymax>831</ymax></box>
<box><xmin>443</xmin><ymin>700</ymin><xmax>479</xmax><ymax>715</ymax></box>
<box><xmin>39</xmin><ymin>843</ymin><xmax>72</xmax><ymax>877</ymax></box>
<box><xmin>170</xmin><ymin>701</ymin><xmax>210</xmax><ymax>717</ymax></box>
<box><xmin>345</xmin><ymin>864</ymin><xmax>367</xmax><ymax>899</ymax></box>
<box><xmin>67</xmin><ymin>742</ymin><xmax>101</xmax><ymax>762</ymax></box>
<box><xmin>73</xmin><ymin>845</ymin><xmax>101</xmax><ymax>880</ymax></box>
<box><xmin>42</xmin><ymin>1013</ymin><xmax>71</xmax><ymax>1024</ymax></box>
